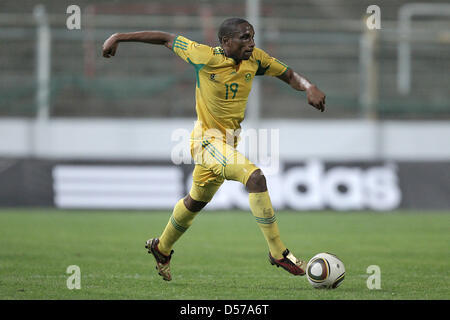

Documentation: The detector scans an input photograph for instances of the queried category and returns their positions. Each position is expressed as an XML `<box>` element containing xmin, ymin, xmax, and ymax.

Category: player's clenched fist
<box><xmin>102</xmin><ymin>33</ymin><xmax>120</xmax><ymax>58</ymax></box>
<box><xmin>306</xmin><ymin>85</ymin><xmax>326</xmax><ymax>112</ymax></box>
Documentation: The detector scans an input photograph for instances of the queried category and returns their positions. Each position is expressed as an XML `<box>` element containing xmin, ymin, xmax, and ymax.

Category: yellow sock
<box><xmin>158</xmin><ymin>199</ymin><xmax>198</xmax><ymax>255</ymax></box>
<box><xmin>249</xmin><ymin>191</ymin><xmax>286</xmax><ymax>259</ymax></box>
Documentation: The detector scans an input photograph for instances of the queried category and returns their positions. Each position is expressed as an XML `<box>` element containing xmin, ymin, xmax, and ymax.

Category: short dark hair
<box><xmin>218</xmin><ymin>18</ymin><xmax>250</xmax><ymax>44</ymax></box>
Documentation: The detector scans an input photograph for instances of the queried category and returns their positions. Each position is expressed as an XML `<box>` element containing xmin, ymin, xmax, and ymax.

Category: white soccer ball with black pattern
<box><xmin>306</xmin><ymin>253</ymin><xmax>345</xmax><ymax>289</ymax></box>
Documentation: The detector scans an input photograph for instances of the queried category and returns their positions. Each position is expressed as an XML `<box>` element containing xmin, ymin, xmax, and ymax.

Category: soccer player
<box><xmin>102</xmin><ymin>18</ymin><xmax>326</xmax><ymax>281</ymax></box>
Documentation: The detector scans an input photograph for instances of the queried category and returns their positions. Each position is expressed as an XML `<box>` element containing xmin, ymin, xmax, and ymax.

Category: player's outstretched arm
<box><xmin>277</xmin><ymin>69</ymin><xmax>326</xmax><ymax>112</ymax></box>
<box><xmin>102</xmin><ymin>31</ymin><xmax>176</xmax><ymax>58</ymax></box>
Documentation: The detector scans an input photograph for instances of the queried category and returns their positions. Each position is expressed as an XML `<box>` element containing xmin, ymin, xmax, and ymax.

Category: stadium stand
<box><xmin>0</xmin><ymin>0</ymin><xmax>449</xmax><ymax>119</ymax></box>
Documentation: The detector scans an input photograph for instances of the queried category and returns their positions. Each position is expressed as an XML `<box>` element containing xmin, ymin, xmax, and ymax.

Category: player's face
<box><xmin>228</xmin><ymin>23</ymin><xmax>255</xmax><ymax>61</ymax></box>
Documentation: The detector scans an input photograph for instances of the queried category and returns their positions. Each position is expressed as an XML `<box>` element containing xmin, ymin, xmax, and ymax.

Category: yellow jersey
<box><xmin>172</xmin><ymin>35</ymin><xmax>289</xmax><ymax>145</ymax></box>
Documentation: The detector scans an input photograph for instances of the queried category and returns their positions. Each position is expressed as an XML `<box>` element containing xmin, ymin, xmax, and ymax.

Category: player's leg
<box><xmin>201</xmin><ymin>140</ymin><xmax>284</xmax><ymax>259</ymax></box>
<box><xmin>245</xmin><ymin>169</ymin><xmax>306</xmax><ymax>275</ymax></box>
<box><xmin>244</xmin><ymin>169</ymin><xmax>286</xmax><ymax>259</ymax></box>
<box><xmin>158</xmin><ymin>166</ymin><xmax>223</xmax><ymax>256</ymax></box>
<box><xmin>220</xmin><ymin>142</ymin><xmax>306</xmax><ymax>275</ymax></box>
<box><xmin>146</xmin><ymin>195</ymin><xmax>205</xmax><ymax>282</ymax></box>
<box><xmin>226</xmin><ymin>162</ymin><xmax>287</xmax><ymax>260</ymax></box>
<box><xmin>146</xmin><ymin>165</ymin><xmax>223</xmax><ymax>281</ymax></box>
<box><xmin>156</xmin><ymin>196</ymin><xmax>205</xmax><ymax>256</ymax></box>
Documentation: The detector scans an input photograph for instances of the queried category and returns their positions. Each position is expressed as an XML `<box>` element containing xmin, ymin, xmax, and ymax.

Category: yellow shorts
<box><xmin>189</xmin><ymin>138</ymin><xmax>259</xmax><ymax>203</ymax></box>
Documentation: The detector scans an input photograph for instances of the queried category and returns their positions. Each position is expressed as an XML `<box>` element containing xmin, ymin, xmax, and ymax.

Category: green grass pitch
<box><xmin>0</xmin><ymin>209</ymin><xmax>449</xmax><ymax>300</ymax></box>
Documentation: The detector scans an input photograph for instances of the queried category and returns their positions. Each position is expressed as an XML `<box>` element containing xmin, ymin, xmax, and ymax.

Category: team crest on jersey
<box><xmin>213</xmin><ymin>47</ymin><xmax>225</xmax><ymax>55</ymax></box>
<box><xmin>210</xmin><ymin>73</ymin><xmax>217</xmax><ymax>81</ymax></box>
<box><xmin>245</xmin><ymin>73</ymin><xmax>252</xmax><ymax>82</ymax></box>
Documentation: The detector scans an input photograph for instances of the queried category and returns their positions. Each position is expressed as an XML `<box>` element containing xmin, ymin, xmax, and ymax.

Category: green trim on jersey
<box><xmin>275</xmin><ymin>58</ymin><xmax>289</xmax><ymax>69</ymax></box>
<box><xmin>172</xmin><ymin>35</ymin><xmax>180</xmax><ymax>52</ymax></box>
<box><xmin>187</xmin><ymin>58</ymin><xmax>205</xmax><ymax>88</ymax></box>
<box><xmin>256</xmin><ymin>60</ymin><xmax>269</xmax><ymax>76</ymax></box>
<box><xmin>173</xmin><ymin>37</ymin><xmax>188</xmax><ymax>51</ymax></box>
<box><xmin>280</xmin><ymin>67</ymin><xmax>290</xmax><ymax>77</ymax></box>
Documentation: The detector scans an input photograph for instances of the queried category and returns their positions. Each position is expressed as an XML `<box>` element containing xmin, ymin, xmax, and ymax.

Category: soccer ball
<box><xmin>306</xmin><ymin>252</ymin><xmax>345</xmax><ymax>289</ymax></box>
